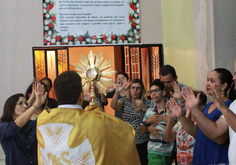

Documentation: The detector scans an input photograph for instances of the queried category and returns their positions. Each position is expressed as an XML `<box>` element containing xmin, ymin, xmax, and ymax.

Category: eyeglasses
<box><xmin>130</xmin><ymin>86</ymin><xmax>142</xmax><ymax>91</ymax></box>
<box><xmin>16</xmin><ymin>101</ymin><xmax>28</xmax><ymax>106</ymax></box>
<box><xmin>148</xmin><ymin>88</ymin><xmax>161</xmax><ymax>94</ymax></box>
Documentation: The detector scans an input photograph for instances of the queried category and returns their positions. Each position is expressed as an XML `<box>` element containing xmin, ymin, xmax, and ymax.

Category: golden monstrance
<box><xmin>73</xmin><ymin>50</ymin><xmax>116</xmax><ymax>105</ymax></box>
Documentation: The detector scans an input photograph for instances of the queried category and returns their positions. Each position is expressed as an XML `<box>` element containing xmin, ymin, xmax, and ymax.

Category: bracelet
<box><xmin>32</xmin><ymin>105</ymin><xmax>41</xmax><ymax>109</ymax></box>
<box><xmin>143</xmin><ymin>121</ymin><xmax>151</xmax><ymax>127</ymax></box>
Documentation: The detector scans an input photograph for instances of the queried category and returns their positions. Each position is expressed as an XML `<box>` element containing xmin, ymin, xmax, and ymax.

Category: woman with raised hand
<box><xmin>176</xmin><ymin>68</ymin><xmax>233</xmax><ymax>165</ymax></box>
<box><xmin>111</xmin><ymin>78</ymin><xmax>150</xmax><ymax>165</ymax></box>
<box><xmin>0</xmin><ymin>82</ymin><xmax>47</xmax><ymax>165</ymax></box>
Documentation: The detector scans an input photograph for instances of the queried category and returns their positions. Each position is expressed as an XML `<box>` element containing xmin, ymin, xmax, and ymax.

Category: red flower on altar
<box><xmin>106</xmin><ymin>40</ymin><xmax>109</xmax><ymax>44</ymax></box>
<box><xmin>129</xmin><ymin>15</ymin><xmax>133</xmax><ymax>21</ymax></box>
<box><xmin>130</xmin><ymin>4</ymin><xmax>137</xmax><ymax>10</ymax></box>
<box><xmin>121</xmin><ymin>35</ymin><xmax>126</xmax><ymax>41</ymax></box>
<box><xmin>49</xmin><ymin>42</ymin><xmax>53</xmax><ymax>45</ymax></box>
<box><xmin>62</xmin><ymin>41</ymin><xmax>66</xmax><ymax>45</ymax></box>
<box><xmin>44</xmin><ymin>32</ymin><xmax>46</xmax><ymax>37</ymax></box>
<box><xmin>46</xmin><ymin>3</ymin><xmax>54</xmax><ymax>10</ymax></box>
<box><xmin>43</xmin><ymin>39</ymin><xmax>48</xmax><ymax>45</ymax></box>
<box><xmin>102</xmin><ymin>35</ymin><xmax>107</xmax><ymax>40</ymax></box>
<box><xmin>68</xmin><ymin>36</ymin><xmax>74</xmax><ymax>41</ymax></box>
<box><xmin>48</xmin><ymin>23</ymin><xmax>54</xmax><ymax>28</ymax></box>
<box><xmin>92</xmin><ymin>35</ymin><xmax>96</xmax><ymax>39</ymax></box>
<box><xmin>55</xmin><ymin>36</ymin><xmax>61</xmax><ymax>42</ymax></box>
<box><xmin>132</xmin><ymin>34</ymin><xmax>135</xmax><ymax>38</ymax></box>
<box><xmin>43</xmin><ymin>13</ymin><xmax>46</xmax><ymax>18</ymax></box>
<box><xmin>131</xmin><ymin>22</ymin><xmax>137</xmax><ymax>27</ymax></box>
<box><xmin>78</xmin><ymin>36</ymin><xmax>83</xmax><ymax>42</ymax></box>
<box><xmin>138</xmin><ymin>37</ymin><xmax>141</xmax><ymax>42</ymax></box>
<box><xmin>111</xmin><ymin>35</ymin><xmax>117</xmax><ymax>40</ymax></box>
<box><xmin>51</xmin><ymin>15</ymin><xmax>56</xmax><ymax>22</ymax></box>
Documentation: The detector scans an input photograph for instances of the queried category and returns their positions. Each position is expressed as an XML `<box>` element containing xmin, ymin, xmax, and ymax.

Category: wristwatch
<box><xmin>143</xmin><ymin>121</ymin><xmax>151</xmax><ymax>127</ymax></box>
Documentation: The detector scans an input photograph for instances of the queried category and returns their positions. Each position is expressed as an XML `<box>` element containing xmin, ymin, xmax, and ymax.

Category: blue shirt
<box><xmin>193</xmin><ymin>100</ymin><xmax>232</xmax><ymax>165</ymax></box>
<box><xmin>0</xmin><ymin>120</ymin><xmax>37</xmax><ymax>165</ymax></box>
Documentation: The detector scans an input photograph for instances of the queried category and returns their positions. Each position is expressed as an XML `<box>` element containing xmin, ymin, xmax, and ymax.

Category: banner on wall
<box><xmin>43</xmin><ymin>0</ymin><xmax>141</xmax><ymax>45</ymax></box>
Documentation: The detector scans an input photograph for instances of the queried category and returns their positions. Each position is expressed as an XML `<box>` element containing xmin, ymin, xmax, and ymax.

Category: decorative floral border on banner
<box><xmin>43</xmin><ymin>0</ymin><xmax>141</xmax><ymax>45</ymax></box>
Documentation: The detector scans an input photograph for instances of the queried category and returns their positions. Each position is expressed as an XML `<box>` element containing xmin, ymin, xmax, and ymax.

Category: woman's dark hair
<box><xmin>117</xmin><ymin>71</ymin><xmax>129</xmax><ymax>80</ymax></box>
<box><xmin>0</xmin><ymin>93</ymin><xmax>24</xmax><ymax>122</ymax></box>
<box><xmin>127</xmin><ymin>78</ymin><xmax>146</xmax><ymax>102</ymax></box>
<box><xmin>193</xmin><ymin>90</ymin><xmax>207</xmax><ymax>107</ymax></box>
<box><xmin>150</xmin><ymin>79</ymin><xmax>165</xmax><ymax>91</ymax></box>
<box><xmin>25</xmin><ymin>83</ymin><xmax>33</xmax><ymax>100</ymax></box>
<box><xmin>229</xmin><ymin>84</ymin><xmax>236</xmax><ymax>101</ymax></box>
<box><xmin>40</xmin><ymin>77</ymin><xmax>53</xmax><ymax>90</ymax></box>
<box><xmin>214</xmin><ymin>68</ymin><xmax>233</xmax><ymax>95</ymax></box>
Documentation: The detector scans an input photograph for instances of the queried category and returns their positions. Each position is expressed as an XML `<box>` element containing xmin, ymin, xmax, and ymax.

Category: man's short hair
<box><xmin>150</xmin><ymin>79</ymin><xmax>165</xmax><ymax>91</ymax></box>
<box><xmin>160</xmin><ymin>65</ymin><xmax>177</xmax><ymax>79</ymax></box>
<box><xmin>54</xmin><ymin>71</ymin><xmax>82</xmax><ymax>105</ymax></box>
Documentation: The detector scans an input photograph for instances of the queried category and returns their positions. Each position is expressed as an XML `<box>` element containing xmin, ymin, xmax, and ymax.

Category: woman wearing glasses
<box><xmin>111</xmin><ymin>78</ymin><xmax>150</xmax><ymax>165</ymax></box>
<box><xmin>0</xmin><ymin>83</ymin><xmax>47</xmax><ymax>165</ymax></box>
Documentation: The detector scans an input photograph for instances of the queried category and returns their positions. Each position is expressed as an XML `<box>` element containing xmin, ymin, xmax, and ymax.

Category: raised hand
<box><xmin>115</xmin><ymin>81</ymin><xmax>125</xmax><ymax>92</ymax></box>
<box><xmin>211</xmin><ymin>84</ymin><xmax>228</xmax><ymax>112</ymax></box>
<box><xmin>167</xmin><ymin>98</ymin><xmax>183</xmax><ymax>118</ymax></box>
<box><xmin>170</xmin><ymin>81</ymin><xmax>182</xmax><ymax>100</ymax></box>
<box><xmin>181</xmin><ymin>86</ymin><xmax>199</xmax><ymax>111</ymax></box>
<box><xmin>166</xmin><ymin>102</ymin><xmax>176</xmax><ymax>119</ymax></box>
<box><xmin>34</xmin><ymin>82</ymin><xmax>48</xmax><ymax>107</ymax></box>
<box><xmin>106</xmin><ymin>81</ymin><xmax>115</xmax><ymax>93</ymax></box>
<box><xmin>147</xmin><ymin>125</ymin><xmax>162</xmax><ymax>138</ymax></box>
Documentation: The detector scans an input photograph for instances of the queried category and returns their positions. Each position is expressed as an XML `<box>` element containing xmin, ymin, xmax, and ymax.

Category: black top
<box><xmin>47</xmin><ymin>97</ymin><xmax>58</xmax><ymax>109</ymax></box>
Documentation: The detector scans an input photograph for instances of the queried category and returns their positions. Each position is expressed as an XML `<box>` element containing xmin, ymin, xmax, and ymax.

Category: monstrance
<box><xmin>73</xmin><ymin>50</ymin><xmax>116</xmax><ymax>105</ymax></box>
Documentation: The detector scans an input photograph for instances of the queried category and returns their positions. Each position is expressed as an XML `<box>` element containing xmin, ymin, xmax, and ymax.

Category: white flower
<box><xmin>46</xmin><ymin>14</ymin><xmax>50</xmax><ymax>18</ymax></box>
<box><xmin>136</xmin><ymin>3</ymin><xmax>139</xmax><ymax>8</ymax></box>
<box><xmin>46</xmin><ymin>36</ymin><xmax>51</xmax><ymax>41</ymax></box>
<box><xmin>43</xmin><ymin>9</ymin><xmax>46</xmax><ymax>13</ymax></box>
<box><xmin>86</xmin><ymin>38</ymin><xmax>90</xmax><ymax>42</ymax></box>
<box><xmin>133</xmin><ymin>0</ymin><xmax>137</xmax><ymax>3</ymax></box>
<box><xmin>43</xmin><ymin>3</ymin><xmax>46</xmax><ymax>7</ymax></box>
<box><xmin>112</xmin><ymin>40</ymin><xmax>116</xmax><ymax>44</ymax></box>
<box><xmin>119</xmin><ymin>40</ymin><xmax>123</xmax><ymax>43</ymax></box>
<box><xmin>82</xmin><ymin>41</ymin><xmax>86</xmax><ymax>45</ymax></box>
<box><xmin>97</xmin><ymin>39</ymin><xmax>102</xmax><ymax>43</ymax></box>
<box><xmin>69</xmin><ymin>41</ymin><xmax>73</xmax><ymax>45</ymax></box>
<box><xmin>96</xmin><ymin>33</ymin><xmax>102</xmax><ymax>38</ymax></box>
<box><xmin>134</xmin><ymin>29</ymin><xmax>137</xmax><ymax>34</ymax></box>
<box><xmin>56</xmin><ymin>42</ymin><xmax>60</xmax><ymax>45</ymax></box>
<box><xmin>44</xmin><ymin>26</ymin><xmax>49</xmax><ymax>31</ymax></box>
<box><xmin>49</xmin><ymin>10</ymin><xmax>54</xmax><ymax>15</ymax></box>
<box><xmin>135</xmin><ymin>19</ymin><xmax>140</xmax><ymax>24</ymax></box>
<box><xmin>45</xmin><ymin>20</ymin><xmax>49</xmax><ymax>25</ymax></box>
<box><xmin>136</xmin><ymin>25</ymin><xmax>140</xmax><ymax>29</ymax></box>
<box><xmin>92</xmin><ymin>39</ymin><xmax>96</xmax><ymax>44</ymax></box>
<box><xmin>76</xmin><ymin>41</ymin><xmax>80</xmax><ymax>45</ymax></box>
<box><xmin>135</xmin><ymin>35</ymin><xmax>139</xmax><ymax>39</ymax></box>
<box><xmin>124</xmin><ymin>40</ymin><xmax>128</xmax><ymax>43</ymax></box>
<box><xmin>136</xmin><ymin>40</ymin><xmax>139</xmax><ymax>43</ymax></box>
<box><xmin>137</xmin><ymin>8</ymin><xmax>139</xmax><ymax>13</ymax></box>
<box><xmin>129</xmin><ymin>9</ymin><xmax>134</xmax><ymax>15</ymax></box>
<box><xmin>48</xmin><ymin>31</ymin><xmax>52</xmax><ymax>35</ymax></box>
<box><xmin>64</xmin><ymin>38</ymin><xmax>68</xmax><ymax>43</ymax></box>
<box><xmin>46</xmin><ymin>0</ymin><xmax>49</xmax><ymax>3</ymax></box>
<box><xmin>51</xmin><ymin>38</ymin><xmax>55</xmax><ymax>43</ymax></box>
<box><xmin>107</xmin><ymin>37</ymin><xmax>111</xmax><ymax>42</ymax></box>
<box><xmin>128</xmin><ymin>37</ymin><xmax>132</xmax><ymax>41</ymax></box>
<box><xmin>134</xmin><ymin>13</ymin><xmax>138</xmax><ymax>18</ymax></box>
